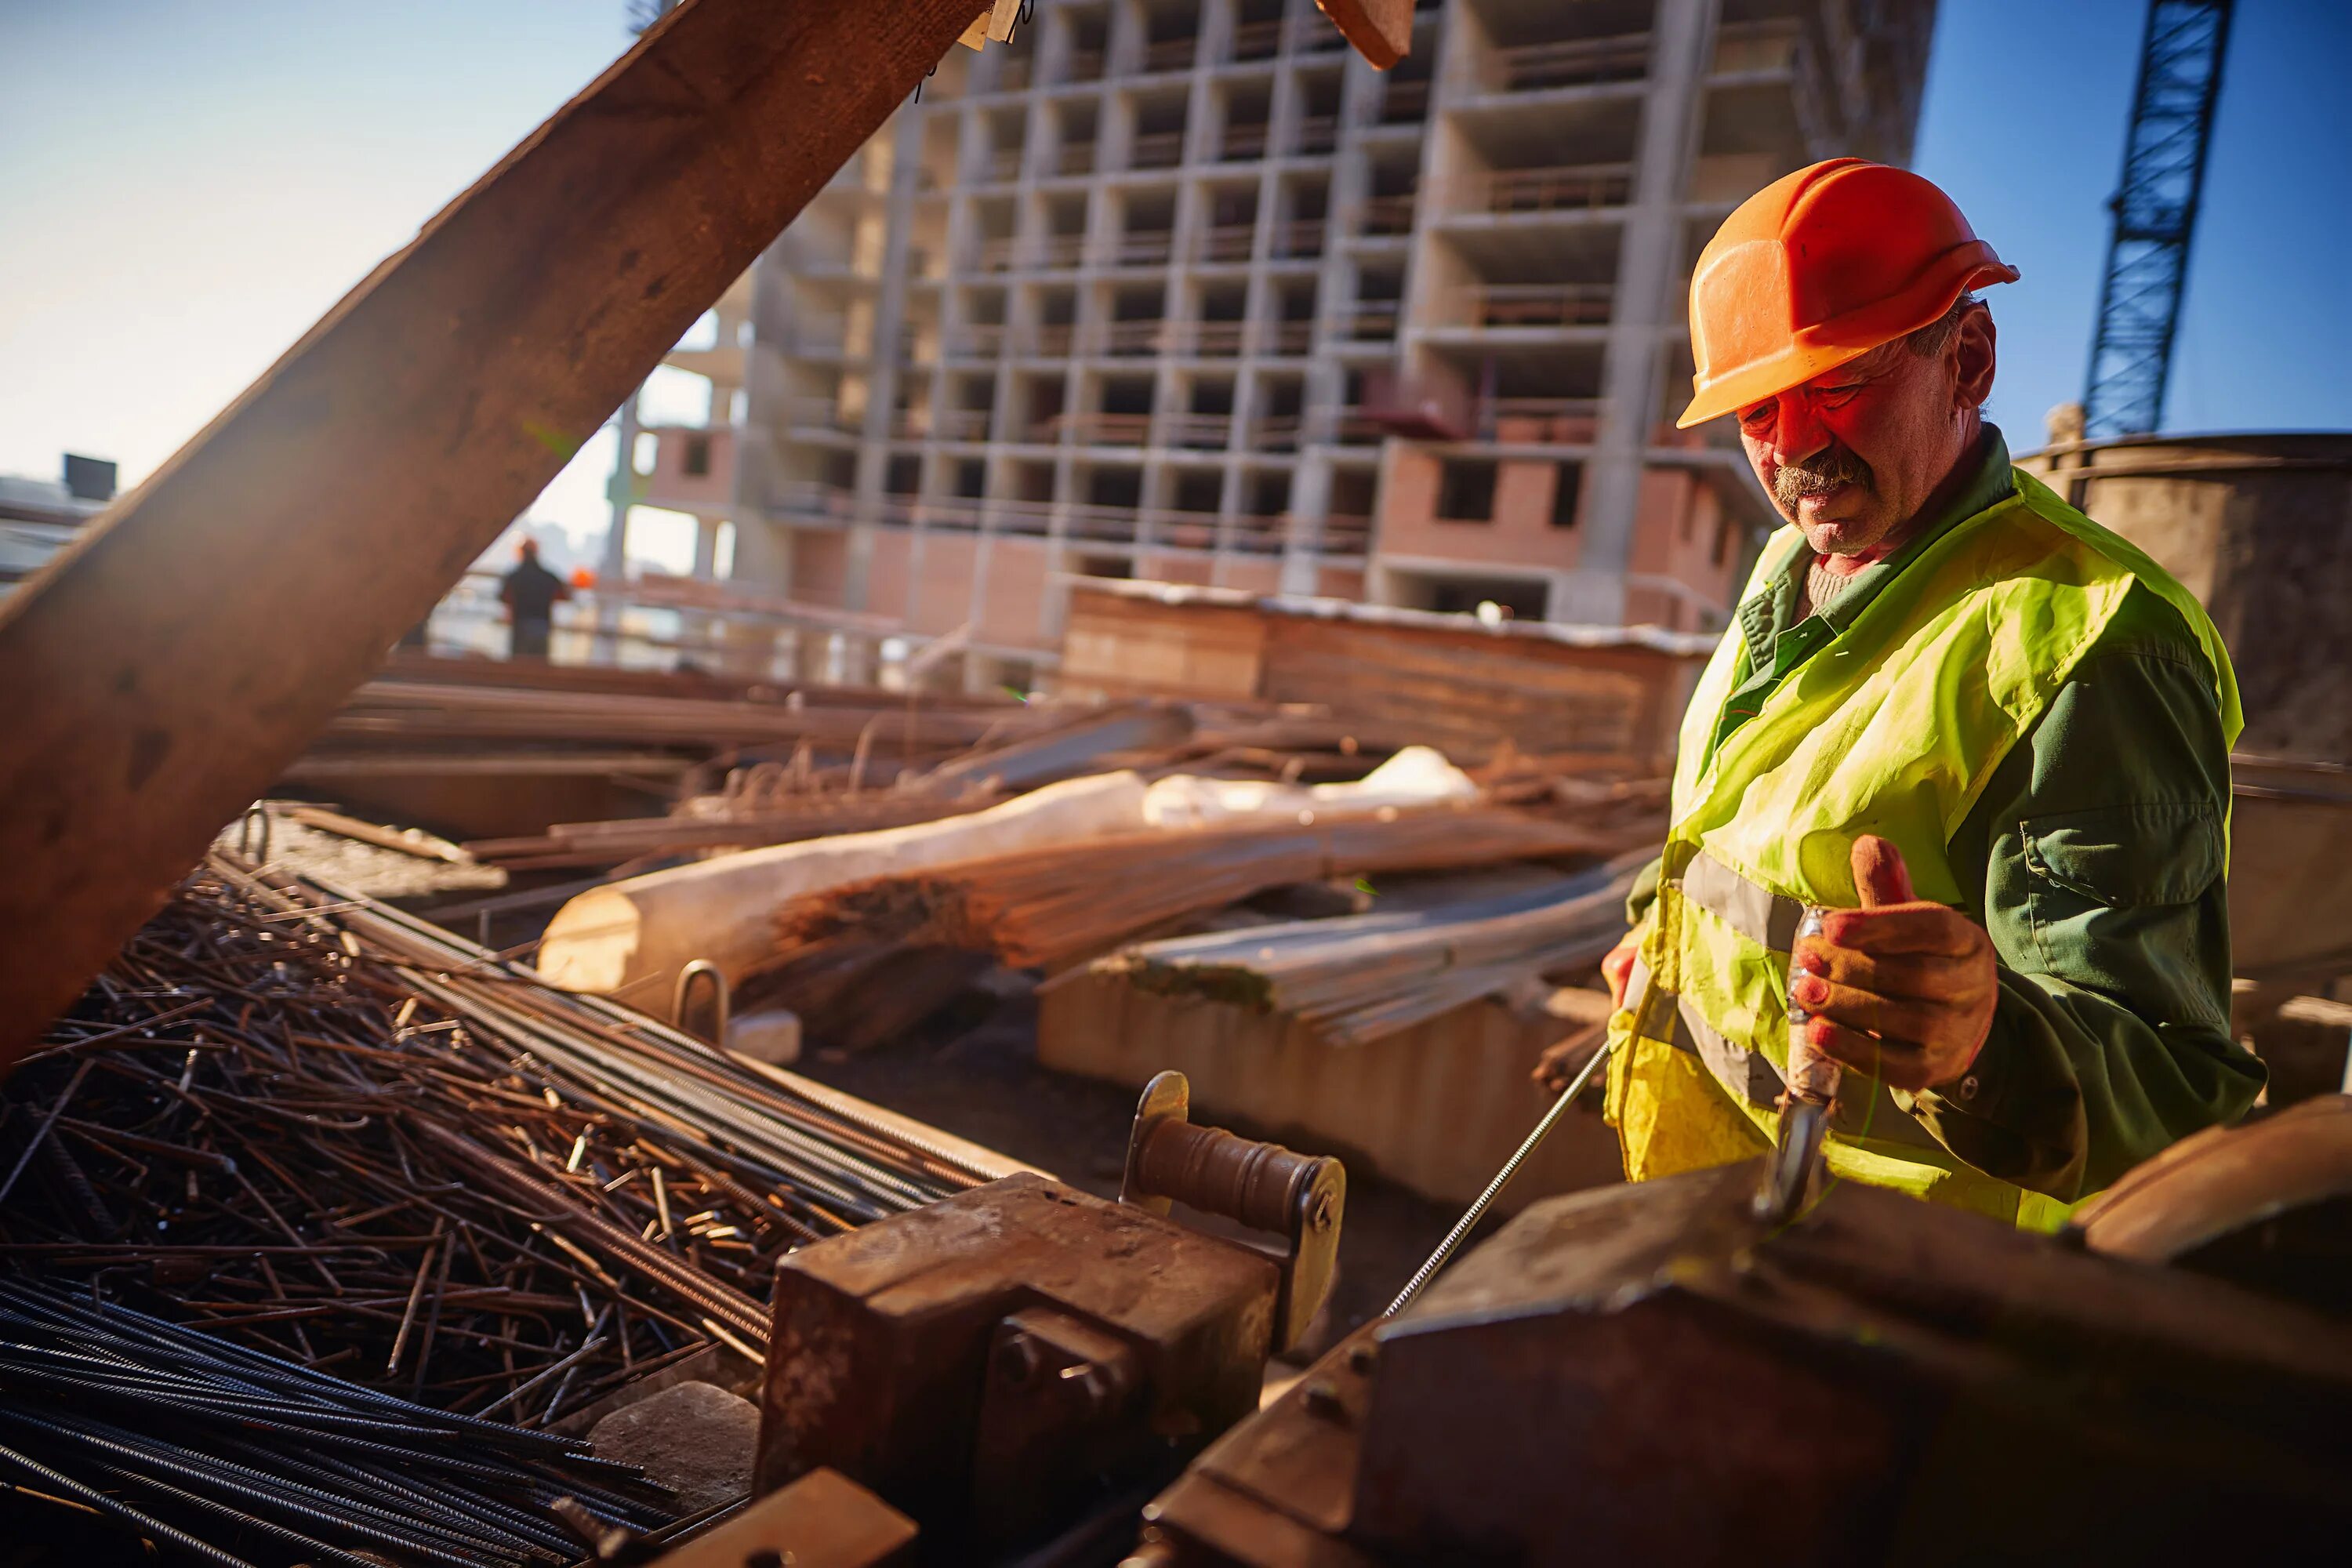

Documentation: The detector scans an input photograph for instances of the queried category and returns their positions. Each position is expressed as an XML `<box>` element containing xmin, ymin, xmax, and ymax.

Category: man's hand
<box><xmin>1788</xmin><ymin>836</ymin><xmax>1994</xmax><ymax>1093</ymax></box>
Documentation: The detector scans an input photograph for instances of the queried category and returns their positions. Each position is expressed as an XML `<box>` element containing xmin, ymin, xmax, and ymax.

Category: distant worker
<box><xmin>1559</xmin><ymin>159</ymin><xmax>2259</xmax><ymax>1228</ymax></box>
<box><xmin>499</xmin><ymin>537</ymin><xmax>570</xmax><ymax>659</ymax></box>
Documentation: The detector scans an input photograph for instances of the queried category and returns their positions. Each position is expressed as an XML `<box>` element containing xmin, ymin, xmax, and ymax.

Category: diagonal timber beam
<box><xmin>0</xmin><ymin>0</ymin><xmax>980</xmax><ymax>1070</ymax></box>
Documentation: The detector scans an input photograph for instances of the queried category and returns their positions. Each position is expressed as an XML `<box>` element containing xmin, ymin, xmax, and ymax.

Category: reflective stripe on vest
<box><xmin>1628</xmin><ymin>855</ymin><xmax>1946</xmax><ymax>1152</ymax></box>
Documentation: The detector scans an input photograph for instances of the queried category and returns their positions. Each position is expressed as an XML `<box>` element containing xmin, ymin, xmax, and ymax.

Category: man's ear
<box><xmin>1952</xmin><ymin>304</ymin><xmax>1997</xmax><ymax>412</ymax></box>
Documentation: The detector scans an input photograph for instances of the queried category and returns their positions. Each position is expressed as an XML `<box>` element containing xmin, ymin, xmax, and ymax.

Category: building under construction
<box><xmin>633</xmin><ymin>0</ymin><xmax>1936</xmax><ymax>688</ymax></box>
<box><xmin>9</xmin><ymin>2</ymin><xmax>2352</xmax><ymax>1565</ymax></box>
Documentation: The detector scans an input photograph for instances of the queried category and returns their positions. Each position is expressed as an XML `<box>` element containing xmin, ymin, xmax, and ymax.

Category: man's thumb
<box><xmin>1851</xmin><ymin>835</ymin><xmax>1915</xmax><ymax>909</ymax></box>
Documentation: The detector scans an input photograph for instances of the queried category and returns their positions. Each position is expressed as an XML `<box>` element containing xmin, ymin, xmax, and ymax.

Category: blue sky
<box><xmin>2</xmin><ymin>0</ymin><xmax>2346</xmax><ymax>561</ymax></box>
<box><xmin>1912</xmin><ymin>0</ymin><xmax>2352</xmax><ymax>444</ymax></box>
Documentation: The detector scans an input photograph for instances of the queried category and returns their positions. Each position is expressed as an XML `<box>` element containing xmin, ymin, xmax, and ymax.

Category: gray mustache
<box><xmin>1773</xmin><ymin>447</ymin><xmax>1875</xmax><ymax>510</ymax></box>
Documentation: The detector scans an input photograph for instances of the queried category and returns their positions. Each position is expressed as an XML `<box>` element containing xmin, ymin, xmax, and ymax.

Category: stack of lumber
<box><xmin>744</xmin><ymin>808</ymin><xmax>1616</xmax><ymax>1047</ymax></box>
<box><xmin>1076</xmin><ymin>849</ymin><xmax>1650</xmax><ymax>1047</ymax></box>
<box><xmin>280</xmin><ymin>652</ymin><xmax>1045</xmax><ymax>844</ymax></box>
<box><xmin>465</xmin><ymin>700</ymin><xmax>1200</xmax><ymax>870</ymax></box>
<box><xmin>323</xmin><ymin>675</ymin><xmax>1038</xmax><ymax>756</ymax></box>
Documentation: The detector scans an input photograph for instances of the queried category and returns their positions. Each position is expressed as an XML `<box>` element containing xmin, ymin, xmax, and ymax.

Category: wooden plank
<box><xmin>0</xmin><ymin>0</ymin><xmax>982</xmax><ymax>1071</ymax></box>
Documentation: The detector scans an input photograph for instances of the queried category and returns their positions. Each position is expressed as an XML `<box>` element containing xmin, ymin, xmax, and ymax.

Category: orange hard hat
<box><xmin>1676</xmin><ymin>158</ymin><xmax>2018</xmax><ymax>429</ymax></box>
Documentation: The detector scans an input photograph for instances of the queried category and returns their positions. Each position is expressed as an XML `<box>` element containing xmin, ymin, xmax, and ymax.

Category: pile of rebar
<box><xmin>0</xmin><ymin>1275</ymin><xmax>668</xmax><ymax>1566</ymax></box>
<box><xmin>0</xmin><ymin>854</ymin><xmax>1000</xmax><ymax>1422</ymax></box>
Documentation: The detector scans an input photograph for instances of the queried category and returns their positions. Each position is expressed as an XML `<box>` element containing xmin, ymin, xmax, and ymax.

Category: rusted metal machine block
<box><xmin>757</xmin><ymin>1172</ymin><xmax>1278</xmax><ymax>1551</ymax></box>
<box><xmin>1142</xmin><ymin>1160</ymin><xmax>2352</xmax><ymax>1566</ymax></box>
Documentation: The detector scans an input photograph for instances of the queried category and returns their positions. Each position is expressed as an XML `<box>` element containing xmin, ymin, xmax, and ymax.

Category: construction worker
<box><xmin>499</xmin><ymin>536</ymin><xmax>571</xmax><ymax>660</ymax></box>
<box><xmin>1564</xmin><ymin>159</ymin><xmax>2262</xmax><ymax>1229</ymax></box>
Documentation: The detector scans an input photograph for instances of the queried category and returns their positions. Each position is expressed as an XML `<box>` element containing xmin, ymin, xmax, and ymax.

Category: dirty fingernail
<box><xmin>1792</xmin><ymin>976</ymin><xmax>1827</xmax><ymax>1006</ymax></box>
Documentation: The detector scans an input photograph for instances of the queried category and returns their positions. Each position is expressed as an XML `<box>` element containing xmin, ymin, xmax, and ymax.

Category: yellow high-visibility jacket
<box><xmin>1604</xmin><ymin>470</ymin><xmax>2240</xmax><ymax>1229</ymax></box>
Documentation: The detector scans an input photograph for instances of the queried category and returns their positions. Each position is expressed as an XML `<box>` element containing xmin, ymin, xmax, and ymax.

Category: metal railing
<box><xmin>1106</xmin><ymin>229</ymin><xmax>1176</xmax><ymax>266</ymax></box>
<box><xmin>1469</xmin><ymin>162</ymin><xmax>1634</xmax><ymax>214</ymax></box>
<box><xmin>1170</xmin><ymin>412</ymin><xmax>1236</xmax><ymax>449</ymax></box>
<box><xmin>1056</xmin><ymin>141</ymin><xmax>1098</xmax><ymax>176</ymax></box>
<box><xmin>1313</xmin><ymin>405</ymin><xmax>1390</xmax><ymax>446</ymax></box>
<box><xmin>1231</xmin><ymin>19</ymin><xmax>1283</xmax><ymax>60</ymax></box>
<box><xmin>1296</xmin><ymin>114</ymin><xmax>1338</xmax><ymax>154</ymax></box>
<box><xmin>760</xmin><ymin>485</ymin><xmax>1373</xmax><ymax>561</ymax></box>
<box><xmin>1199</xmin><ymin>222</ymin><xmax>1258</xmax><ymax>262</ymax></box>
<box><xmin>1098</xmin><ymin>318</ymin><xmax>1174</xmax><ymax>355</ymax></box>
<box><xmin>1250</xmin><ymin>413</ymin><xmax>1304</xmax><ymax>451</ymax></box>
<box><xmin>1319</xmin><ymin>513</ymin><xmax>1373</xmax><ymax>556</ymax></box>
<box><xmin>1036</xmin><ymin>411</ymin><xmax>1163</xmax><ymax>445</ymax></box>
<box><xmin>1453</xmin><ymin>282</ymin><xmax>1616</xmax><ymax>329</ymax></box>
<box><xmin>1340</xmin><ymin>301</ymin><xmax>1400</xmax><ymax>341</ymax></box>
<box><xmin>1269</xmin><ymin>217</ymin><xmax>1327</xmax><ymax>259</ymax></box>
<box><xmin>1359</xmin><ymin>194</ymin><xmax>1417</xmax><ymax>235</ymax></box>
<box><xmin>1129</xmin><ymin>129</ymin><xmax>1186</xmax><ymax>170</ymax></box>
<box><xmin>1219</xmin><ymin>122</ymin><xmax>1272</xmax><ymax>160</ymax></box>
<box><xmin>1031</xmin><ymin>232</ymin><xmax>1093</xmax><ymax>268</ymax></box>
<box><xmin>1482</xmin><ymin>34</ymin><xmax>1651</xmax><ymax>93</ymax></box>
<box><xmin>975</xmin><ymin>233</ymin><xmax>1089</xmax><ymax>270</ymax></box>
<box><xmin>1141</xmin><ymin>37</ymin><xmax>1196</xmax><ymax>73</ymax></box>
<box><xmin>933</xmin><ymin>316</ymin><xmax>1337</xmax><ymax>361</ymax></box>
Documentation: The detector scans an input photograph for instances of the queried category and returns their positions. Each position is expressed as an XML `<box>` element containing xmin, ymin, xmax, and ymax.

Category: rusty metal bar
<box><xmin>0</xmin><ymin>0</ymin><xmax>979</xmax><ymax>1071</ymax></box>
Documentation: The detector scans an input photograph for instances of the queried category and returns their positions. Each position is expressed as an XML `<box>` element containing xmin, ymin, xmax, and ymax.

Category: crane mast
<box><xmin>2084</xmin><ymin>0</ymin><xmax>2235</xmax><ymax>438</ymax></box>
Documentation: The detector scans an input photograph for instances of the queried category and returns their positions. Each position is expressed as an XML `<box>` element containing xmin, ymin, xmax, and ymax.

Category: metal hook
<box><xmin>235</xmin><ymin>803</ymin><xmax>272</xmax><ymax>862</ymax></box>
<box><xmin>673</xmin><ymin>960</ymin><xmax>731</xmax><ymax>1047</ymax></box>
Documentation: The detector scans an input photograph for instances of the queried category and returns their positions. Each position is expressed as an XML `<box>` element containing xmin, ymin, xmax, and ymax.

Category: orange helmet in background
<box><xmin>1676</xmin><ymin>158</ymin><xmax>2019</xmax><ymax>429</ymax></box>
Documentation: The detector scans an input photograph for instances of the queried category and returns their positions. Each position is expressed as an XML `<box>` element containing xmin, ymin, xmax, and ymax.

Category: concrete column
<box><xmin>593</xmin><ymin>386</ymin><xmax>642</xmax><ymax>662</ymax></box>
<box><xmin>845</xmin><ymin>105</ymin><xmax>931</xmax><ymax>624</ymax></box>
<box><xmin>1283</xmin><ymin>50</ymin><xmax>1381</xmax><ymax>597</ymax></box>
<box><xmin>1566</xmin><ymin>0</ymin><xmax>1719</xmax><ymax>626</ymax></box>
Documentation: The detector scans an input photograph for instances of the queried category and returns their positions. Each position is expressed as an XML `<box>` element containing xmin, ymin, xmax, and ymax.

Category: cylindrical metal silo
<box><xmin>2020</xmin><ymin>431</ymin><xmax>2352</xmax><ymax>1010</ymax></box>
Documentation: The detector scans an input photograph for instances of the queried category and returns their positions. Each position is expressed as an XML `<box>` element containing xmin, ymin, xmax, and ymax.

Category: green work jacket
<box><xmin>1628</xmin><ymin>427</ymin><xmax>2264</xmax><ymax>1200</ymax></box>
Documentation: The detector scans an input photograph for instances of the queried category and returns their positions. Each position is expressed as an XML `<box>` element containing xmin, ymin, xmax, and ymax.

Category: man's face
<box><xmin>1733</xmin><ymin>308</ymin><xmax>1994</xmax><ymax>557</ymax></box>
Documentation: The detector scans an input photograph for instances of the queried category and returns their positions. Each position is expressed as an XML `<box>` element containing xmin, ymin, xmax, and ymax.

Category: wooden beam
<box><xmin>0</xmin><ymin>0</ymin><xmax>979</xmax><ymax>1069</ymax></box>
